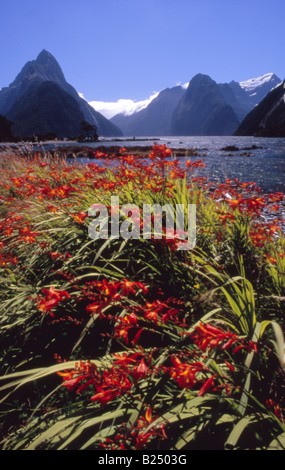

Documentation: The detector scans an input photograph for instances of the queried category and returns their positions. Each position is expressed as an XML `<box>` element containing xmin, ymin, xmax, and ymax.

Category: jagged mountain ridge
<box><xmin>109</xmin><ymin>72</ymin><xmax>282</xmax><ymax>136</ymax></box>
<box><xmin>0</xmin><ymin>51</ymin><xmax>282</xmax><ymax>138</ymax></box>
<box><xmin>0</xmin><ymin>50</ymin><xmax>123</xmax><ymax>138</ymax></box>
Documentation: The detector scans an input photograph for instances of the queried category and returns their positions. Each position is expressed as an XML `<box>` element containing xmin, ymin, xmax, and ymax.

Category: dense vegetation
<box><xmin>0</xmin><ymin>144</ymin><xmax>284</xmax><ymax>450</ymax></box>
<box><xmin>0</xmin><ymin>115</ymin><xmax>14</xmax><ymax>142</ymax></box>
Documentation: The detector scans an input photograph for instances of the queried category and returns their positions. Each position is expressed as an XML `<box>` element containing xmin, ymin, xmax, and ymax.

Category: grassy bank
<box><xmin>0</xmin><ymin>144</ymin><xmax>284</xmax><ymax>450</ymax></box>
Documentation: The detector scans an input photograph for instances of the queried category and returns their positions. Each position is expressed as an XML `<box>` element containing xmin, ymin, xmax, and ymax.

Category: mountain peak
<box><xmin>0</xmin><ymin>50</ymin><xmax>123</xmax><ymax>137</ymax></box>
<box><xmin>171</xmin><ymin>73</ymin><xmax>240</xmax><ymax>136</ymax></box>
<box><xmin>34</xmin><ymin>50</ymin><xmax>63</xmax><ymax>75</ymax></box>
<box><xmin>10</xmin><ymin>49</ymin><xmax>66</xmax><ymax>89</ymax></box>
<box><xmin>185</xmin><ymin>74</ymin><xmax>216</xmax><ymax>94</ymax></box>
<box><xmin>192</xmin><ymin>73</ymin><xmax>213</xmax><ymax>81</ymax></box>
<box><xmin>36</xmin><ymin>49</ymin><xmax>57</xmax><ymax>64</ymax></box>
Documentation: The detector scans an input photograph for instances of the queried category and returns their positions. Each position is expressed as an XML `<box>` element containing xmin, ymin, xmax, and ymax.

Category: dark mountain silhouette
<box><xmin>170</xmin><ymin>74</ymin><xmax>240</xmax><ymax>136</ymax></box>
<box><xmin>0</xmin><ymin>114</ymin><xmax>14</xmax><ymax>142</ymax></box>
<box><xmin>0</xmin><ymin>50</ymin><xmax>122</xmax><ymax>138</ymax></box>
<box><xmin>111</xmin><ymin>86</ymin><xmax>186</xmax><ymax>136</ymax></box>
<box><xmin>6</xmin><ymin>81</ymin><xmax>87</xmax><ymax>138</ymax></box>
<box><xmin>234</xmin><ymin>81</ymin><xmax>285</xmax><ymax>137</ymax></box>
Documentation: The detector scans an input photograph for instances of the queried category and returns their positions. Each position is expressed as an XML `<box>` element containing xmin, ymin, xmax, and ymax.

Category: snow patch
<box><xmin>239</xmin><ymin>73</ymin><xmax>276</xmax><ymax>92</ymax></box>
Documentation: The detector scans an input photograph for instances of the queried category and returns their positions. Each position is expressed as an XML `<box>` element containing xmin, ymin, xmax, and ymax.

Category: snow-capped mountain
<box><xmin>105</xmin><ymin>73</ymin><xmax>282</xmax><ymax>137</ymax></box>
<box><xmin>239</xmin><ymin>73</ymin><xmax>277</xmax><ymax>92</ymax></box>
<box><xmin>238</xmin><ymin>73</ymin><xmax>282</xmax><ymax>107</ymax></box>
<box><xmin>90</xmin><ymin>73</ymin><xmax>282</xmax><ymax>122</ymax></box>
<box><xmin>235</xmin><ymin>80</ymin><xmax>285</xmax><ymax>137</ymax></box>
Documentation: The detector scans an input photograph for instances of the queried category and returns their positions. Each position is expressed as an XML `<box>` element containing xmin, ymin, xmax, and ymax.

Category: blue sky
<box><xmin>0</xmin><ymin>0</ymin><xmax>284</xmax><ymax>106</ymax></box>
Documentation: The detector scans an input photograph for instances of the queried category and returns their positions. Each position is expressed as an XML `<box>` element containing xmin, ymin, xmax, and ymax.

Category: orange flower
<box><xmin>114</xmin><ymin>313</ymin><xmax>138</xmax><ymax>344</ymax></box>
<box><xmin>37</xmin><ymin>286</ymin><xmax>71</xmax><ymax>314</ymax></box>
<box><xmin>229</xmin><ymin>198</ymin><xmax>243</xmax><ymax>211</ymax></box>
<box><xmin>120</xmin><ymin>279</ymin><xmax>148</xmax><ymax>297</ymax></box>
<box><xmin>190</xmin><ymin>322</ymin><xmax>257</xmax><ymax>354</ymax></box>
<box><xmin>91</xmin><ymin>369</ymin><xmax>132</xmax><ymax>405</ymax></box>
<box><xmin>218</xmin><ymin>212</ymin><xmax>235</xmax><ymax>226</ymax></box>
<box><xmin>169</xmin><ymin>357</ymin><xmax>205</xmax><ymax>389</ymax></box>
<box><xmin>71</xmin><ymin>211</ymin><xmax>88</xmax><ymax>224</ymax></box>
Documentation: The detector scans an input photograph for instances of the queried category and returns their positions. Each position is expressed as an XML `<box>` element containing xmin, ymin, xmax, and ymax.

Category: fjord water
<box><xmin>73</xmin><ymin>136</ymin><xmax>285</xmax><ymax>194</ymax></box>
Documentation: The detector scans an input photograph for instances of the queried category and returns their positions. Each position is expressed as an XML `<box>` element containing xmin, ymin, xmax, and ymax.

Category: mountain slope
<box><xmin>110</xmin><ymin>86</ymin><xmax>185</xmax><ymax>136</ymax></box>
<box><xmin>218</xmin><ymin>82</ymin><xmax>253</xmax><ymax>121</ymax></box>
<box><xmin>0</xmin><ymin>50</ymin><xmax>122</xmax><ymax>137</ymax></box>
<box><xmin>102</xmin><ymin>73</ymin><xmax>282</xmax><ymax>137</ymax></box>
<box><xmin>6</xmin><ymin>81</ymin><xmax>87</xmax><ymax>138</ymax></box>
<box><xmin>171</xmin><ymin>74</ymin><xmax>240</xmax><ymax>136</ymax></box>
<box><xmin>234</xmin><ymin>81</ymin><xmax>285</xmax><ymax>137</ymax></box>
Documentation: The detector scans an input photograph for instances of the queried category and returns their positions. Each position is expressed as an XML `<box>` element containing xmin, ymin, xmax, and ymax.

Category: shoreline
<box><xmin>0</xmin><ymin>142</ymin><xmax>284</xmax><ymax>230</ymax></box>
<box><xmin>0</xmin><ymin>142</ymin><xmax>203</xmax><ymax>159</ymax></box>
<box><xmin>1</xmin><ymin>139</ymin><xmax>284</xmax><ymax>196</ymax></box>
<box><xmin>0</xmin><ymin>137</ymin><xmax>273</xmax><ymax>160</ymax></box>
<box><xmin>50</xmin><ymin>145</ymin><xmax>203</xmax><ymax>159</ymax></box>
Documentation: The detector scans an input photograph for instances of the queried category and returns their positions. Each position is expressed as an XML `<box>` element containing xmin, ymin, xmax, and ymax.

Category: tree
<box><xmin>80</xmin><ymin>121</ymin><xmax>99</xmax><ymax>141</ymax></box>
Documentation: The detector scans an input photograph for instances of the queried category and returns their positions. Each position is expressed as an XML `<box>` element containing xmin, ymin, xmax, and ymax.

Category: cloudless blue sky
<box><xmin>0</xmin><ymin>0</ymin><xmax>284</xmax><ymax>102</ymax></box>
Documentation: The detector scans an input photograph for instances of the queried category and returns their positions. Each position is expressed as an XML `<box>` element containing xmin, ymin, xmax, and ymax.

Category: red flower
<box><xmin>114</xmin><ymin>313</ymin><xmax>138</xmax><ymax>344</ymax></box>
<box><xmin>120</xmin><ymin>279</ymin><xmax>148</xmax><ymax>297</ymax></box>
<box><xmin>191</xmin><ymin>323</ymin><xmax>238</xmax><ymax>352</ymax></box>
<box><xmin>71</xmin><ymin>211</ymin><xmax>88</xmax><ymax>224</ymax></box>
<box><xmin>148</xmin><ymin>144</ymin><xmax>172</xmax><ymax>161</ymax></box>
<box><xmin>224</xmin><ymin>360</ymin><xmax>235</xmax><ymax>372</ymax></box>
<box><xmin>198</xmin><ymin>374</ymin><xmax>217</xmax><ymax>396</ymax></box>
<box><xmin>37</xmin><ymin>286</ymin><xmax>71</xmax><ymax>314</ymax></box>
<box><xmin>191</xmin><ymin>322</ymin><xmax>258</xmax><ymax>354</ymax></box>
<box><xmin>169</xmin><ymin>357</ymin><xmax>205</xmax><ymax>389</ymax></box>
<box><xmin>133</xmin><ymin>358</ymin><xmax>149</xmax><ymax>381</ymax></box>
<box><xmin>90</xmin><ymin>388</ymin><xmax>118</xmax><ymax>405</ymax></box>
<box><xmin>59</xmin><ymin>361</ymin><xmax>98</xmax><ymax>392</ymax></box>
<box><xmin>91</xmin><ymin>369</ymin><xmax>132</xmax><ymax>405</ymax></box>
<box><xmin>113</xmin><ymin>352</ymin><xmax>143</xmax><ymax>367</ymax></box>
